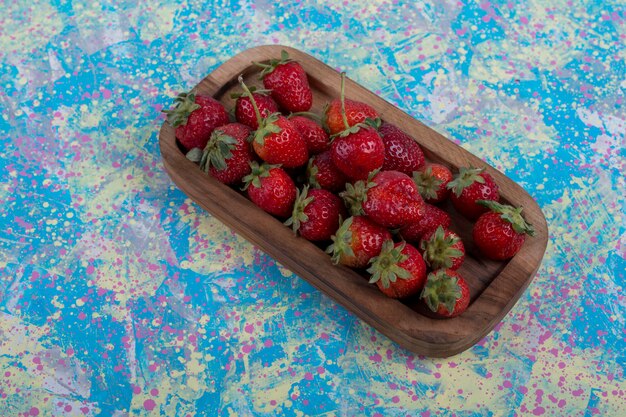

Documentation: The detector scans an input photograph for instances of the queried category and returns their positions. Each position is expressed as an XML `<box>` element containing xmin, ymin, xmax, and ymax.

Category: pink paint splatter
<box><xmin>144</xmin><ymin>399</ymin><xmax>156</xmax><ymax>411</ymax></box>
<box><xmin>533</xmin><ymin>406</ymin><xmax>545</xmax><ymax>415</ymax></box>
<box><xmin>369</xmin><ymin>353</ymin><xmax>382</xmax><ymax>363</ymax></box>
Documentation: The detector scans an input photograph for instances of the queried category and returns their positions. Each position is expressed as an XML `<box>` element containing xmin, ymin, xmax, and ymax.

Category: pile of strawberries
<box><xmin>164</xmin><ymin>50</ymin><xmax>535</xmax><ymax>319</ymax></box>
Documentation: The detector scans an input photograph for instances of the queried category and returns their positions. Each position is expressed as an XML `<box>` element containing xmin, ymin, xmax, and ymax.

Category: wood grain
<box><xmin>158</xmin><ymin>45</ymin><xmax>549</xmax><ymax>357</ymax></box>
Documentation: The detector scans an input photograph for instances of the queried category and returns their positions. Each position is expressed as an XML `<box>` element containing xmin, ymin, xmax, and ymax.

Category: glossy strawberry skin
<box><xmin>263</xmin><ymin>61</ymin><xmax>313</xmax><ymax>112</ymax></box>
<box><xmin>363</xmin><ymin>171</ymin><xmax>424</xmax><ymax>229</ymax></box>
<box><xmin>235</xmin><ymin>93</ymin><xmax>279</xmax><ymax>129</ymax></box>
<box><xmin>297</xmin><ymin>189</ymin><xmax>345</xmax><ymax>241</ymax></box>
<box><xmin>376</xmin><ymin>243</ymin><xmax>427</xmax><ymax>299</ymax></box>
<box><xmin>205</xmin><ymin>123</ymin><xmax>253</xmax><ymax>185</ymax></box>
<box><xmin>473</xmin><ymin>212</ymin><xmax>527</xmax><ymax>260</ymax></box>
<box><xmin>307</xmin><ymin>150</ymin><xmax>348</xmax><ymax>193</ymax></box>
<box><xmin>174</xmin><ymin>95</ymin><xmax>230</xmax><ymax>151</ymax></box>
<box><xmin>378</xmin><ymin>123</ymin><xmax>425</xmax><ymax>175</ymax></box>
<box><xmin>331</xmin><ymin>127</ymin><xmax>385</xmax><ymax>181</ymax></box>
<box><xmin>450</xmin><ymin>172</ymin><xmax>499</xmax><ymax>220</ymax></box>
<box><xmin>400</xmin><ymin>203</ymin><xmax>451</xmax><ymax>243</ymax></box>
<box><xmin>253</xmin><ymin>115</ymin><xmax>309</xmax><ymax>168</ymax></box>
<box><xmin>325</xmin><ymin>98</ymin><xmax>379</xmax><ymax>135</ymax></box>
<box><xmin>289</xmin><ymin>115</ymin><xmax>330</xmax><ymax>154</ymax></box>
<box><xmin>413</xmin><ymin>163</ymin><xmax>453</xmax><ymax>204</ymax></box>
<box><xmin>422</xmin><ymin>269</ymin><xmax>470</xmax><ymax>318</ymax></box>
<box><xmin>329</xmin><ymin>216</ymin><xmax>392</xmax><ymax>269</ymax></box>
<box><xmin>246</xmin><ymin>167</ymin><xmax>296</xmax><ymax>218</ymax></box>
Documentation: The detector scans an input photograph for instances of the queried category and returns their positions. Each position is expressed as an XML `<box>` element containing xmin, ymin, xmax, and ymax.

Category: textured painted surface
<box><xmin>1</xmin><ymin>1</ymin><xmax>625</xmax><ymax>416</ymax></box>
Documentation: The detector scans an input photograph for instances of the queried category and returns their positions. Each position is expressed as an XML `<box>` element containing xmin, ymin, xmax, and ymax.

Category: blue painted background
<box><xmin>1</xmin><ymin>1</ymin><xmax>625</xmax><ymax>416</ymax></box>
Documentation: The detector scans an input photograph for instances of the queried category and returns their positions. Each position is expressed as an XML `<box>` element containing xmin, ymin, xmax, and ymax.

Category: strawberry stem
<box><xmin>230</xmin><ymin>86</ymin><xmax>272</xmax><ymax>99</ymax></box>
<box><xmin>238</xmin><ymin>75</ymin><xmax>263</xmax><ymax>127</ymax></box>
<box><xmin>289</xmin><ymin>111</ymin><xmax>323</xmax><ymax>123</ymax></box>
<box><xmin>339</xmin><ymin>72</ymin><xmax>350</xmax><ymax>130</ymax></box>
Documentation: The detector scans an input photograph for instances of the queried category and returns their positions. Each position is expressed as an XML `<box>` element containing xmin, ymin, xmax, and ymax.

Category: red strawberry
<box><xmin>242</xmin><ymin>162</ymin><xmax>296</xmax><ymax>218</ymax></box>
<box><xmin>325</xmin><ymin>73</ymin><xmax>379</xmax><ymax>135</ymax></box>
<box><xmin>367</xmin><ymin>240</ymin><xmax>427</xmax><ymax>299</ymax></box>
<box><xmin>472</xmin><ymin>200</ymin><xmax>535</xmax><ymax>260</ymax></box>
<box><xmin>252</xmin><ymin>114</ymin><xmax>309</xmax><ymax>168</ymax></box>
<box><xmin>447</xmin><ymin>167</ymin><xmax>500</xmax><ymax>220</ymax></box>
<box><xmin>239</xmin><ymin>77</ymin><xmax>308</xmax><ymax>168</ymax></box>
<box><xmin>198</xmin><ymin>123</ymin><xmax>253</xmax><ymax>185</ymax></box>
<box><xmin>421</xmin><ymin>269</ymin><xmax>470</xmax><ymax>318</ymax></box>
<box><xmin>289</xmin><ymin>114</ymin><xmax>330</xmax><ymax>154</ymax></box>
<box><xmin>400</xmin><ymin>203</ymin><xmax>451</xmax><ymax>243</ymax></box>
<box><xmin>232</xmin><ymin>88</ymin><xmax>278</xmax><ymax>129</ymax></box>
<box><xmin>412</xmin><ymin>163</ymin><xmax>453</xmax><ymax>204</ymax></box>
<box><xmin>331</xmin><ymin>125</ymin><xmax>385</xmax><ymax>181</ymax></box>
<box><xmin>255</xmin><ymin>50</ymin><xmax>313</xmax><ymax>112</ymax></box>
<box><xmin>342</xmin><ymin>170</ymin><xmax>424</xmax><ymax>229</ymax></box>
<box><xmin>325</xmin><ymin>98</ymin><xmax>379</xmax><ymax>135</ymax></box>
<box><xmin>307</xmin><ymin>150</ymin><xmax>348</xmax><ymax>193</ymax></box>
<box><xmin>419</xmin><ymin>226</ymin><xmax>465</xmax><ymax>270</ymax></box>
<box><xmin>285</xmin><ymin>186</ymin><xmax>345</xmax><ymax>241</ymax></box>
<box><xmin>378</xmin><ymin>122</ymin><xmax>425</xmax><ymax>174</ymax></box>
<box><xmin>163</xmin><ymin>91</ymin><xmax>230</xmax><ymax>151</ymax></box>
<box><xmin>326</xmin><ymin>216</ymin><xmax>392</xmax><ymax>269</ymax></box>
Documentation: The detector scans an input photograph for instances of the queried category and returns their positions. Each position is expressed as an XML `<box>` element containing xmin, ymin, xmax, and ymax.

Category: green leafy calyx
<box><xmin>306</xmin><ymin>157</ymin><xmax>321</xmax><ymax>189</ymax></box>
<box><xmin>477</xmin><ymin>200</ymin><xmax>535</xmax><ymax>236</ymax></box>
<box><xmin>325</xmin><ymin>216</ymin><xmax>355</xmax><ymax>265</ymax></box>
<box><xmin>420</xmin><ymin>226</ymin><xmax>463</xmax><ymax>269</ymax></box>
<box><xmin>284</xmin><ymin>186</ymin><xmax>315</xmax><ymax>234</ymax></box>
<box><xmin>162</xmin><ymin>91</ymin><xmax>201</xmax><ymax>127</ymax></box>
<box><xmin>366</xmin><ymin>240</ymin><xmax>411</xmax><ymax>289</ymax></box>
<box><xmin>339</xmin><ymin>170</ymin><xmax>378</xmax><ymax>215</ymax></box>
<box><xmin>199</xmin><ymin>129</ymin><xmax>239</xmax><ymax>172</ymax></box>
<box><xmin>185</xmin><ymin>147</ymin><xmax>203</xmax><ymax>164</ymax></box>
<box><xmin>413</xmin><ymin>166</ymin><xmax>443</xmax><ymax>200</ymax></box>
<box><xmin>420</xmin><ymin>270</ymin><xmax>462</xmax><ymax>314</ymax></box>
<box><xmin>253</xmin><ymin>112</ymin><xmax>282</xmax><ymax>146</ymax></box>
<box><xmin>253</xmin><ymin>49</ymin><xmax>292</xmax><ymax>78</ymax></box>
<box><xmin>446</xmin><ymin>167</ymin><xmax>485</xmax><ymax>197</ymax></box>
<box><xmin>241</xmin><ymin>161</ymin><xmax>280</xmax><ymax>191</ymax></box>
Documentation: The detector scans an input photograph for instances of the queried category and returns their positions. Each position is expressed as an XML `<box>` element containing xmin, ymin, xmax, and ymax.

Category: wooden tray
<box><xmin>159</xmin><ymin>45</ymin><xmax>548</xmax><ymax>357</ymax></box>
